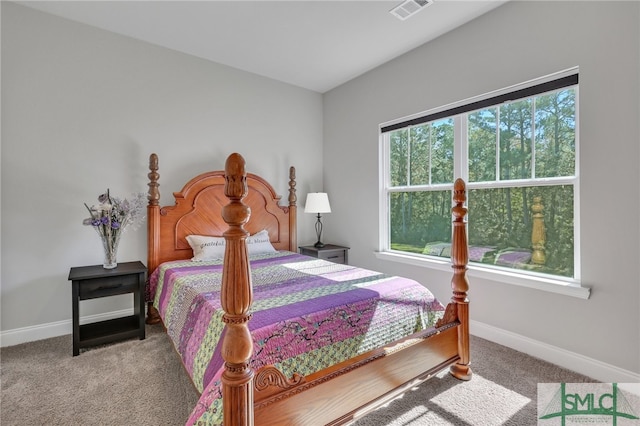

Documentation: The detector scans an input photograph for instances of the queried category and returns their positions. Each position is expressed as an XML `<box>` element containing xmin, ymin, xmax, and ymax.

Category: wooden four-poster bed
<box><xmin>145</xmin><ymin>152</ymin><xmax>471</xmax><ymax>425</ymax></box>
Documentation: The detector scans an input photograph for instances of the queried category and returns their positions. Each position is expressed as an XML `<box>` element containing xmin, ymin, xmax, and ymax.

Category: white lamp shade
<box><xmin>304</xmin><ymin>193</ymin><xmax>331</xmax><ymax>213</ymax></box>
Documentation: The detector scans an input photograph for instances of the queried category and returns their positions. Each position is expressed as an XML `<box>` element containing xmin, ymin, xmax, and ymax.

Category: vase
<box><xmin>101</xmin><ymin>233</ymin><xmax>121</xmax><ymax>269</ymax></box>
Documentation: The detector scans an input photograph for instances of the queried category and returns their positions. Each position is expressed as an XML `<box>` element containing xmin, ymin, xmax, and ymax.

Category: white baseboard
<box><xmin>471</xmin><ymin>320</ymin><xmax>640</xmax><ymax>384</ymax></box>
<box><xmin>0</xmin><ymin>308</ymin><xmax>134</xmax><ymax>348</ymax></box>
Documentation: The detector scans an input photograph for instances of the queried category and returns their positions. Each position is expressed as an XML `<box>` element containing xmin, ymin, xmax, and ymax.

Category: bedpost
<box><xmin>146</xmin><ymin>153</ymin><xmax>162</xmax><ymax>324</ymax></box>
<box><xmin>288</xmin><ymin>166</ymin><xmax>297</xmax><ymax>251</ymax></box>
<box><xmin>531</xmin><ymin>195</ymin><xmax>546</xmax><ymax>265</ymax></box>
<box><xmin>220</xmin><ymin>153</ymin><xmax>255</xmax><ymax>426</ymax></box>
<box><xmin>449</xmin><ymin>178</ymin><xmax>472</xmax><ymax>380</ymax></box>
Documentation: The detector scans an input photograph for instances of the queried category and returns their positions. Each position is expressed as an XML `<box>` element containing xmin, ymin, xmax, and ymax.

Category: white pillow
<box><xmin>186</xmin><ymin>235</ymin><xmax>226</xmax><ymax>261</ymax></box>
<box><xmin>186</xmin><ymin>230</ymin><xmax>276</xmax><ymax>260</ymax></box>
<box><xmin>246</xmin><ymin>229</ymin><xmax>277</xmax><ymax>255</ymax></box>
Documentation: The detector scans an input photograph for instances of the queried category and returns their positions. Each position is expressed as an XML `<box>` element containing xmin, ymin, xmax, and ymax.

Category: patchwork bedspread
<box><xmin>148</xmin><ymin>251</ymin><xmax>445</xmax><ymax>425</ymax></box>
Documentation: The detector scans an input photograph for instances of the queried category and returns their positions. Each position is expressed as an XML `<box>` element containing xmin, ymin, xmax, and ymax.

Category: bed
<box><xmin>145</xmin><ymin>152</ymin><xmax>471</xmax><ymax>425</ymax></box>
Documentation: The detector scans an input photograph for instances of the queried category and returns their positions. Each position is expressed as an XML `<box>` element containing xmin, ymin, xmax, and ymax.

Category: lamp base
<box><xmin>314</xmin><ymin>241</ymin><xmax>325</xmax><ymax>248</ymax></box>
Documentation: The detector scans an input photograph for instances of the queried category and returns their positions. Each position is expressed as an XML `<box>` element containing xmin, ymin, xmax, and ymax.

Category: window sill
<box><xmin>374</xmin><ymin>251</ymin><xmax>591</xmax><ymax>300</ymax></box>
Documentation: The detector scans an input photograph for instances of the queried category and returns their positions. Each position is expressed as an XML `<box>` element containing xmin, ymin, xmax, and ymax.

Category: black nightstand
<box><xmin>299</xmin><ymin>244</ymin><xmax>350</xmax><ymax>265</ymax></box>
<box><xmin>68</xmin><ymin>261</ymin><xmax>147</xmax><ymax>356</ymax></box>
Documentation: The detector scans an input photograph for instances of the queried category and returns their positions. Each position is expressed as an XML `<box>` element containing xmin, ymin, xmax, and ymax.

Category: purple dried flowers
<box><xmin>83</xmin><ymin>189</ymin><xmax>146</xmax><ymax>249</ymax></box>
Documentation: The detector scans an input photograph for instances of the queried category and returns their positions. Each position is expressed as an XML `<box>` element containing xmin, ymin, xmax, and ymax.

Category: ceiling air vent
<box><xmin>390</xmin><ymin>0</ymin><xmax>433</xmax><ymax>21</ymax></box>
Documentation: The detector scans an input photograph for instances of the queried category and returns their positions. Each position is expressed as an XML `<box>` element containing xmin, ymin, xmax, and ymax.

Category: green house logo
<box><xmin>539</xmin><ymin>383</ymin><xmax>639</xmax><ymax>425</ymax></box>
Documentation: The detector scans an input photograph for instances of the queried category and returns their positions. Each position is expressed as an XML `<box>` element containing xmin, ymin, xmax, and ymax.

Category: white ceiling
<box><xmin>17</xmin><ymin>1</ymin><xmax>507</xmax><ymax>93</ymax></box>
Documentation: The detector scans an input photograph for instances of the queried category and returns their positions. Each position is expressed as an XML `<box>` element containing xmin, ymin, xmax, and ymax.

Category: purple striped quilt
<box><xmin>148</xmin><ymin>251</ymin><xmax>445</xmax><ymax>425</ymax></box>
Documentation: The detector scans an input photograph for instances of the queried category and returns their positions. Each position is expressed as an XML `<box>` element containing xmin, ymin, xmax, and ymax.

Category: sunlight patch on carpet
<box><xmin>391</xmin><ymin>405</ymin><xmax>453</xmax><ymax>424</ymax></box>
<box><xmin>430</xmin><ymin>374</ymin><xmax>531</xmax><ymax>424</ymax></box>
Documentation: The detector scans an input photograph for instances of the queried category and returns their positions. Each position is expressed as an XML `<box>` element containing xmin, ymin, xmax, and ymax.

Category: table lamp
<box><xmin>304</xmin><ymin>193</ymin><xmax>331</xmax><ymax>248</ymax></box>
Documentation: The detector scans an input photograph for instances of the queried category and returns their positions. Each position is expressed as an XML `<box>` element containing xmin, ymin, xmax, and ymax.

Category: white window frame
<box><xmin>377</xmin><ymin>68</ymin><xmax>589</xmax><ymax>299</ymax></box>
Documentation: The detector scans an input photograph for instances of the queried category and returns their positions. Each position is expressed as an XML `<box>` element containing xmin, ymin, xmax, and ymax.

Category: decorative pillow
<box><xmin>186</xmin><ymin>235</ymin><xmax>226</xmax><ymax>261</ymax></box>
<box><xmin>246</xmin><ymin>229</ymin><xmax>277</xmax><ymax>255</ymax></box>
<box><xmin>186</xmin><ymin>230</ymin><xmax>276</xmax><ymax>260</ymax></box>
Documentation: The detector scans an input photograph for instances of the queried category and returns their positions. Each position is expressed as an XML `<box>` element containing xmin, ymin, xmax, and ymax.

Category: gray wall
<box><xmin>1</xmin><ymin>3</ymin><xmax>322</xmax><ymax>334</ymax></box>
<box><xmin>323</xmin><ymin>1</ymin><xmax>639</xmax><ymax>376</ymax></box>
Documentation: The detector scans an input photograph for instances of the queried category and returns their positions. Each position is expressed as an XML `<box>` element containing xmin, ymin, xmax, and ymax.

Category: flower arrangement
<box><xmin>83</xmin><ymin>189</ymin><xmax>146</xmax><ymax>268</ymax></box>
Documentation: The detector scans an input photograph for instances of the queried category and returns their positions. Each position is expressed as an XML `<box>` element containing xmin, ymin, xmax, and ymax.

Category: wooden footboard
<box><xmin>219</xmin><ymin>154</ymin><xmax>471</xmax><ymax>426</ymax></box>
<box><xmin>253</xmin><ymin>324</ymin><xmax>461</xmax><ymax>425</ymax></box>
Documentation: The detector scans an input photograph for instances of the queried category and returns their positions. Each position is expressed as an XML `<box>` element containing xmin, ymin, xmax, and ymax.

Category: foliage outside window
<box><xmin>382</xmin><ymin>73</ymin><xmax>578</xmax><ymax>280</ymax></box>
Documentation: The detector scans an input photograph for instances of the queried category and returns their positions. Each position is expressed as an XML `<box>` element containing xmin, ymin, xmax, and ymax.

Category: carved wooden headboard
<box><xmin>146</xmin><ymin>153</ymin><xmax>297</xmax><ymax>276</ymax></box>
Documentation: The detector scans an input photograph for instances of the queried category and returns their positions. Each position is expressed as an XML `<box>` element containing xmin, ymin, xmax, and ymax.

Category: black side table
<box><xmin>68</xmin><ymin>261</ymin><xmax>146</xmax><ymax>356</ymax></box>
<box><xmin>299</xmin><ymin>244</ymin><xmax>350</xmax><ymax>264</ymax></box>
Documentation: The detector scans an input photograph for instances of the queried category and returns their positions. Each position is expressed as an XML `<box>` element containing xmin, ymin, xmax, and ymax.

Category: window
<box><xmin>380</xmin><ymin>70</ymin><xmax>579</xmax><ymax>282</ymax></box>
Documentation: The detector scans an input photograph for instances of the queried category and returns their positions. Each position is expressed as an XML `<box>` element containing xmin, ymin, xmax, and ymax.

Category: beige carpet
<box><xmin>1</xmin><ymin>325</ymin><xmax>603</xmax><ymax>425</ymax></box>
